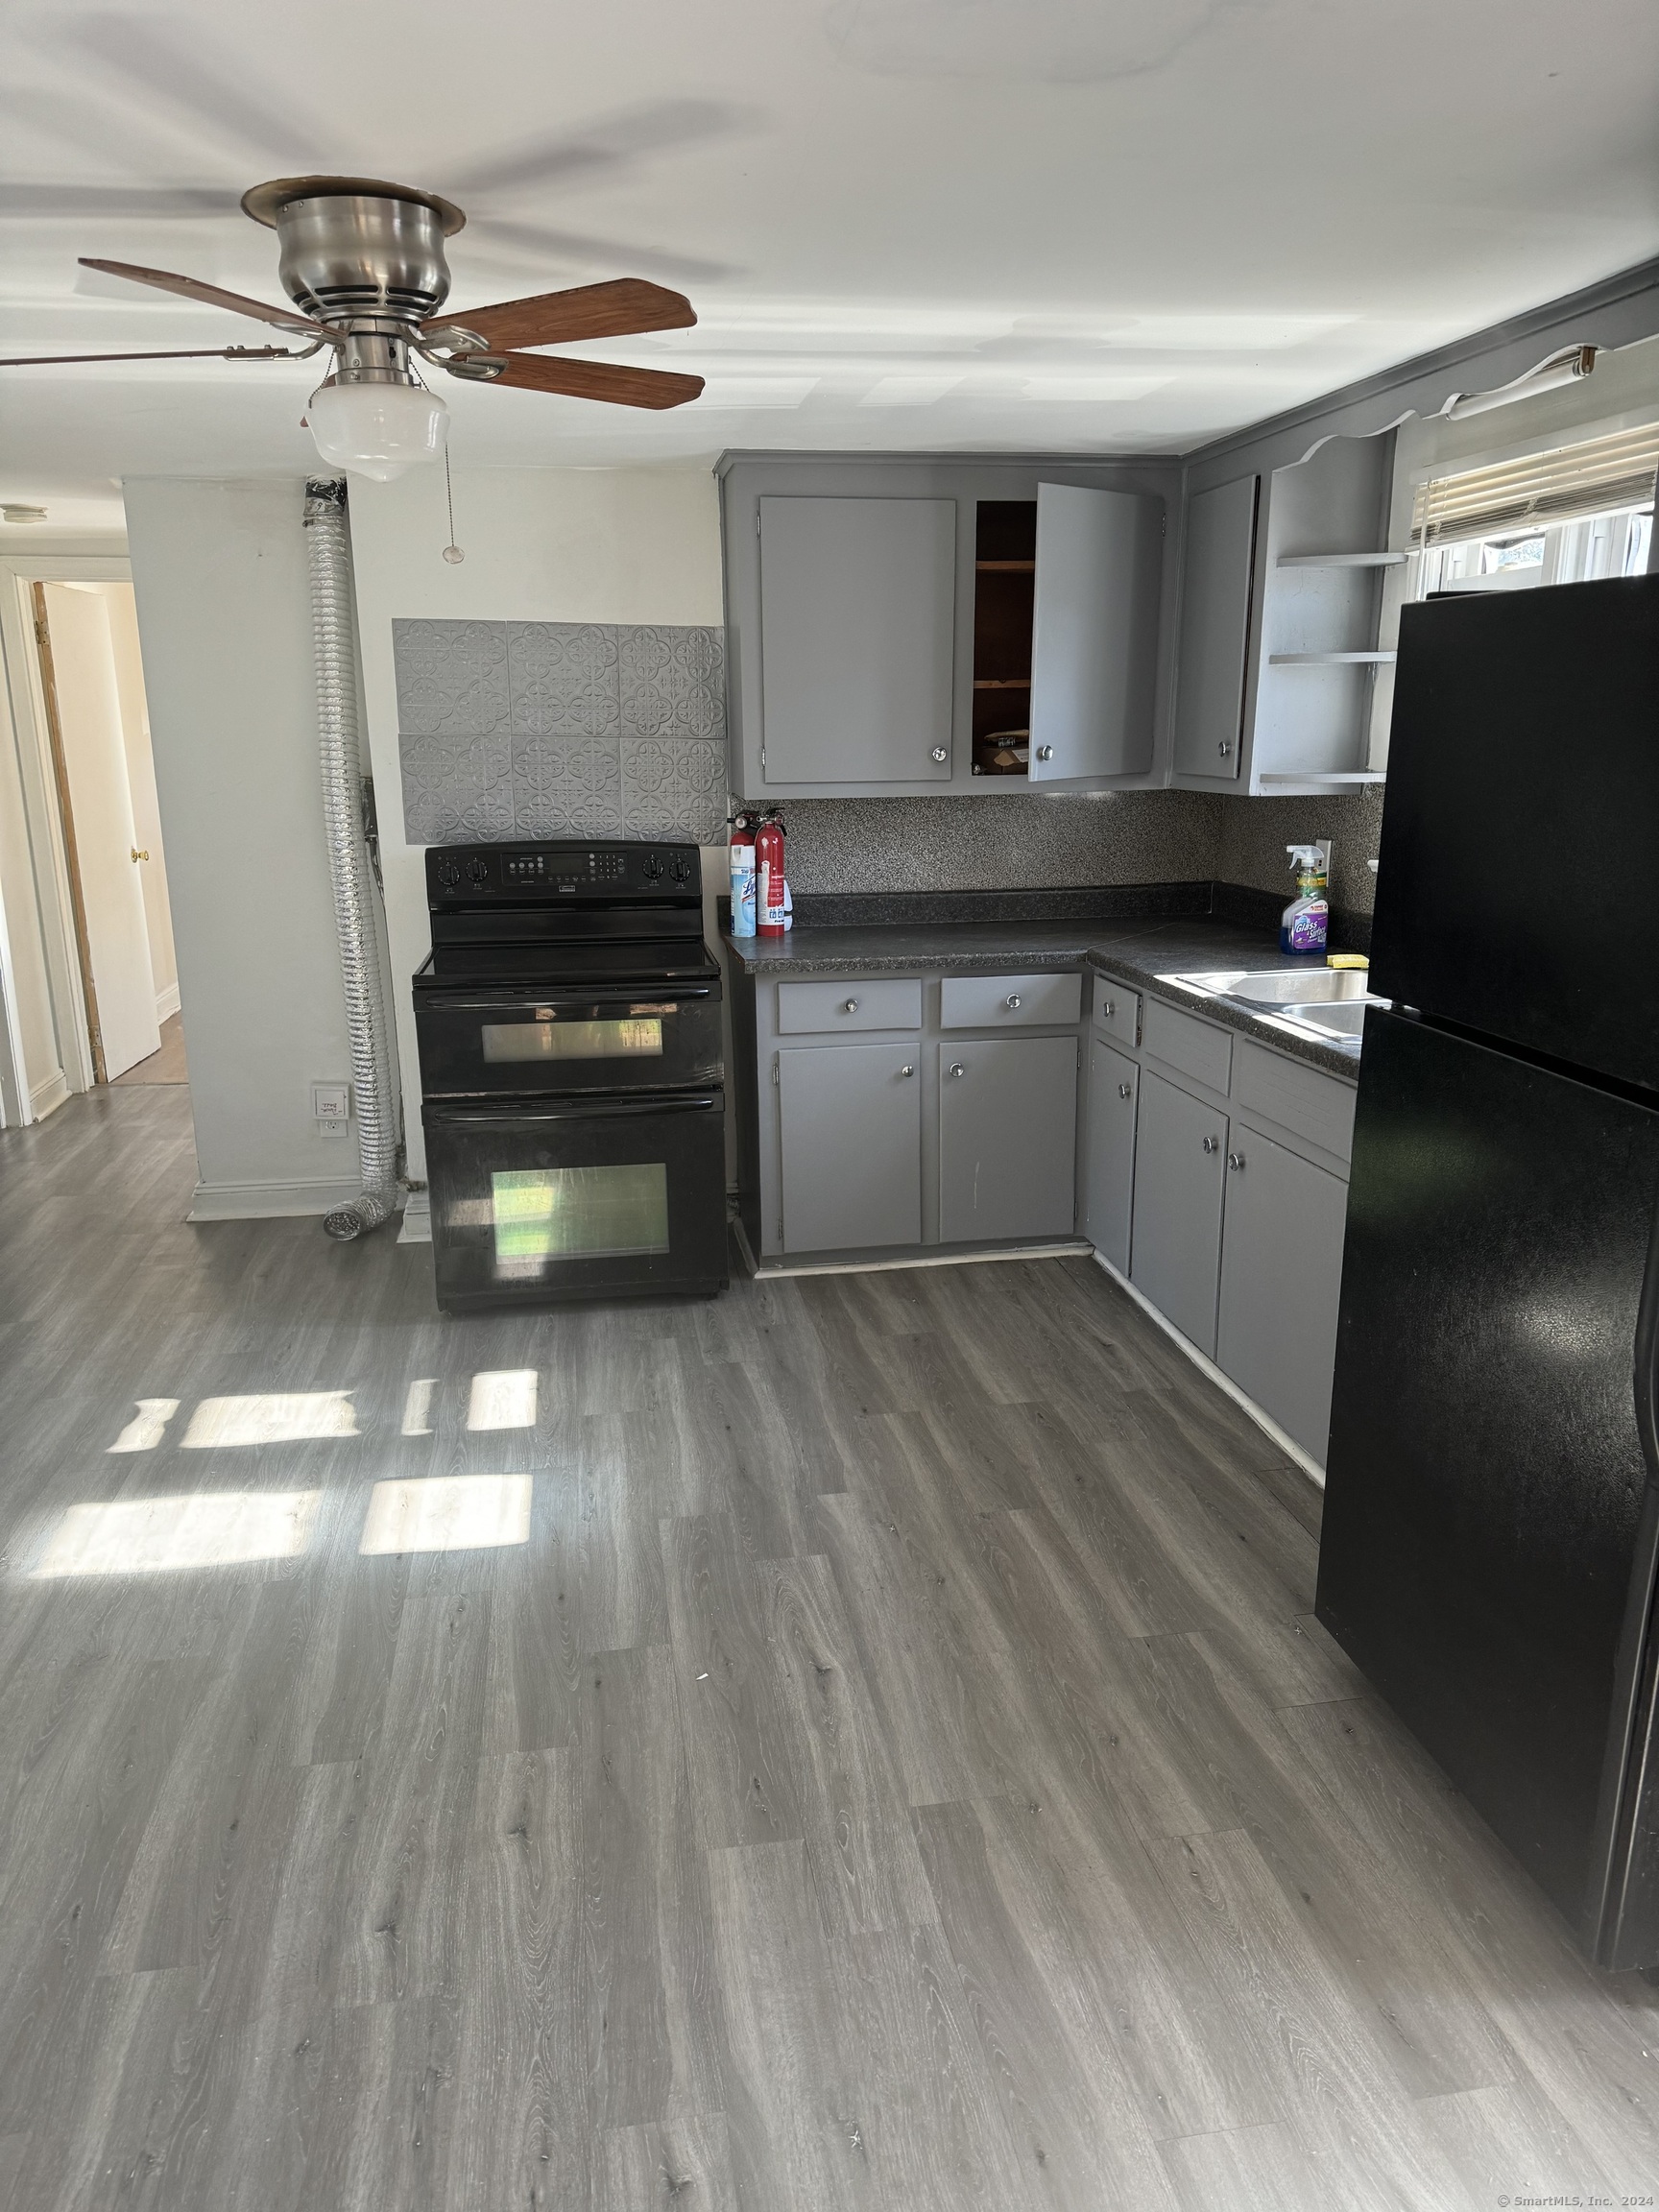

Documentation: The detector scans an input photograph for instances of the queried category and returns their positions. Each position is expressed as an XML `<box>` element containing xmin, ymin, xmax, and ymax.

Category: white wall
<box><xmin>102</xmin><ymin>582</ymin><xmax>179</xmax><ymax>1019</ymax></box>
<box><xmin>348</xmin><ymin>464</ymin><xmax>723</xmax><ymax>1181</ymax></box>
<box><xmin>124</xmin><ymin>478</ymin><xmax>357</xmax><ymax>1216</ymax></box>
<box><xmin>0</xmin><ymin>639</ymin><xmax>62</xmax><ymax>1119</ymax></box>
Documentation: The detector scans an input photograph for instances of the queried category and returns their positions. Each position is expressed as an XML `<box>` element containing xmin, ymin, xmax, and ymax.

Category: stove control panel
<box><xmin>427</xmin><ymin>841</ymin><xmax>700</xmax><ymax>905</ymax></box>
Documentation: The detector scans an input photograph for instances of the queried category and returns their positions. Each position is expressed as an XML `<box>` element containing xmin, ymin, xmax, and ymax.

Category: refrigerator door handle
<box><xmin>1590</xmin><ymin>1192</ymin><xmax>1659</xmax><ymax>1965</ymax></box>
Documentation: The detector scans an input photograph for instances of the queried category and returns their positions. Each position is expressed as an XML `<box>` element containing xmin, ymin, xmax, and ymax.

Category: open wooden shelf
<box><xmin>976</xmin><ymin>560</ymin><xmax>1036</xmax><ymax>572</ymax></box>
<box><xmin>974</xmin><ymin>678</ymin><xmax>1031</xmax><ymax>689</ymax></box>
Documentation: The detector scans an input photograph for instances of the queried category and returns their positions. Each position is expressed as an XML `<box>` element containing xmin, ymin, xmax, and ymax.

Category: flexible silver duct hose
<box><xmin>303</xmin><ymin>479</ymin><xmax>399</xmax><ymax>1239</ymax></box>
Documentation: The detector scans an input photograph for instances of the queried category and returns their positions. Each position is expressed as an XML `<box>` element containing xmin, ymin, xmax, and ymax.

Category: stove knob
<box><xmin>642</xmin><ymin>853</ymin><xmax>663</xmax><ymax>882</ymax></box>
<box><xmin>434</xmin><ymin>857</ymin><xmax>461</xmax><ymax>890</ymax></box>
<box><xmin>671</xmin><ymin>854</ymin><xmax>689</xmax><ymax>882</ymax></box>
<box><xmin>467</xmin><ymin>856</ymin><xmax>491</xmax><ymax>886</ymax></box>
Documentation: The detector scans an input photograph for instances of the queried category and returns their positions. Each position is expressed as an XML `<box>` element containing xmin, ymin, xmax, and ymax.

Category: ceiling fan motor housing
<box><xmin>244</xmin><ymin>178</ymin><xmax>464</xmax><ymax>331</ymax></box>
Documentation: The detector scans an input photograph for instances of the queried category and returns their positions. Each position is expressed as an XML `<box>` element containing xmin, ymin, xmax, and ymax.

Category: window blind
<box><xmin>1410</xmin><ymin>421</ymin><xmax>1659</xmax><ymax>549</ymax></box>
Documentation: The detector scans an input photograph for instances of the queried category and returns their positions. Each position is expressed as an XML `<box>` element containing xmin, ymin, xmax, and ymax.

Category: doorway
<box><xmin>0</xmin><ymin>567</ymin><xmax>182</xmax><ymax>1117</ymax></box>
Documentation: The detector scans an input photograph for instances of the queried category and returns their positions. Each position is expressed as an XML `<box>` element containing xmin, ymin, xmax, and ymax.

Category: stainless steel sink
<box><xmin>1173</xmin><ymin>967</ymin><xmax>1376</xmax><ymax>1004</ymax></box>
<box><xmin>1276</xmin><ymin>1000</ymin><xmax>1369</xmax><ymax>1039</ymax></box>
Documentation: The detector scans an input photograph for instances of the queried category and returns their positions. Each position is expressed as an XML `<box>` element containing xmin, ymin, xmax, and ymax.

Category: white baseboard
<box><xmin>155</xmin><ymin>981</ymin><xmax>180</xmax><ymax>1022</ymax></box>
<box><xmin>188</xmin><ymin>1175</ymin><xmax>370</xmax><ymax>1221</ymax></box>
<box><xmin>398</xmin><ymin>1189</ymin><xmax>431</xmax><ymax>1244</ymax></box>
<box><xmin>1092</xmin><ymin>1252</ymin><xmax>1326</xmax><ymax>1489</ymax></box>
<box><xmin>28</xmin><ymin>1069</ymin><xmax>70</xmax><ymax>1120</ymax></box>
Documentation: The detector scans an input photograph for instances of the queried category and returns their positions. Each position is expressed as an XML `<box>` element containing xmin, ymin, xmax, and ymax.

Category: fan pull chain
<box><xmin>442</xmin><ymin>442</ymin><xmax>464</xmax><ymax>565</ymax></box>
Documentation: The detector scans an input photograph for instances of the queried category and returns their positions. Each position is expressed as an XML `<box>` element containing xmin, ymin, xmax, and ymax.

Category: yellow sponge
<box><xmin>1327</xmin><ymin>953</ymin><xmax>1369</xmax><ymax>971</ymax></box>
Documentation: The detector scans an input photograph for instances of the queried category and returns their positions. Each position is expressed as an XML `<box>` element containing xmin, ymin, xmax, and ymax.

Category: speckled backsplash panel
<box><xmin>776</xmin><ymin>785</ymin><xmax>1381</xmax><ymax>918</ymax></box>
<box><xmin>394</xmin><ymin>619</ymin><xmax>727</xmax><ymax>845</ymax></box>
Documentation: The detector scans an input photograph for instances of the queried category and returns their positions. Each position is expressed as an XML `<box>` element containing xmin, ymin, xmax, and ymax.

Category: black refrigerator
<box><xmin>1317</xmin><ymin>572</ymin><xmax>1659</xmax><ymax>1971</ymax></box>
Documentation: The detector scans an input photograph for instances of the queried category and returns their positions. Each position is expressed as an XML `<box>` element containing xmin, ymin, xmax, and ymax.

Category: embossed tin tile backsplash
<box><xmin>394</xmin><ymin>619</ymin><xmax>727</xmax><ymax>846</ymax></box>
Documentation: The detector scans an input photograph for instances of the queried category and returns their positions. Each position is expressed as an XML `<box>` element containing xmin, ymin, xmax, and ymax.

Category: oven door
<box><xmin>416</xmin><ymin>981</ymin><xmax>722</xmax><ymax>1099</ymax></box>
<box><xmin>423</xmin><ymin>1093</ymin><xmax>728</xmax><ymax>1309</ymax></box>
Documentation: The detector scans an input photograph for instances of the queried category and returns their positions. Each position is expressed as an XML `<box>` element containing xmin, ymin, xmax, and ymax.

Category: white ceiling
<box><xmin>2</xmin><ymin>0</ymin><xmax>1656</xmax><ymax>537</ymax></box>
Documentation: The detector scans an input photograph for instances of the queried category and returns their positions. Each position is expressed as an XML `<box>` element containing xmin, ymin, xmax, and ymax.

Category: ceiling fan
<box><xmin>0</xmin><ymin>175</ymin><xmax>706</xmax><ymax>479</ymax></box>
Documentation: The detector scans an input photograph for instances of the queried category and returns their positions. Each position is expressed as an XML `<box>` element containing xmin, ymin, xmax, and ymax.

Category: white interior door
<box><xmin>42</xmin><ymin>585</ymin><xmax>159</xmax><ymax>1079</ymax></box>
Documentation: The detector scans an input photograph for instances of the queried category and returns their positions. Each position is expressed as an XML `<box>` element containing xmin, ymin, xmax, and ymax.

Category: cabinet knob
<box><xmin>949</xmin><ymin>1062</ymin><xmax>966</xmax><ymax>1077</ymax></box>
<box><xmin>1101</xmin><ymin>1000</ymin><xmax>1115</xmax><ymax>1017</ymax></box>
<box><xmin>1202</xmin><ymin>1135</ymin><xmax>1218</xmax><ymax>1153</ymax></box>
<box><xmin>1227</xmin><ymin>1151</ymin><xmax>1246</xmax><ymax>1171</ymax></box>
<box><xmin>842</xmin><ymin>998</ymin><xmax>858</xmax><ymax>1014</ymax></box>
<box><xmin>900</xmin><ymin>1064</ymin><xmax>914</xmax><ymax>1077</ymax></box>
<box><xmin>1036</xmin><ymin>744</ymin><xmax>1054</xmax><ymax>762</ymax></box>
<box><xmin>1118</xmin><ymin>1082</ymin><xmax>1132</xmax><ymax>1100</ymax></box>
<box><xmin>1217</xmin><ymin>739</ymin><xmax>1233</xmax><ymax>757</ymax></box>
<box><xmin>1005</xmin><ymin>994</ymin><xmax>1021</xmax><ymax>1010</ymax></box>
<box><xmin>930</xmin><ymin>746</ymin><xmax>949</xmax><ymax>763</ymax></box>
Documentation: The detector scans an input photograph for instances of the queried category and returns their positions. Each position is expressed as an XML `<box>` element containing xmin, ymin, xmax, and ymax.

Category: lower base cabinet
<box><xmin>1215</xmin><ymin>1126</ymin><xmax>1347</xmax><ymax>1459</ymax></box>
<box><xmin>1084</xmin><ymin>1038</ymin><xmax>1138</xmax><ymax>1272</ymax></box>
<box><xmin>779</xmin><ymin>1042</ymin><xmax>921</xmax><ymax>1252</ymax></box>
<box><xmin>938</xmin><ymin>1034</ymin><xmax>1077</xmax><ymax>1242</ymax></box>
<box><xmin>1129</xmin><ymin>1068</ymin><xmax>1228</xmax><ymax>1357</ymax></box>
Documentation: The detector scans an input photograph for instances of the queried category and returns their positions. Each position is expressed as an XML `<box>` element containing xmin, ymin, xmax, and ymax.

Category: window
<box><xmin>1408</xmin><ymin>421</ymin><xmax>1656</xmax><ymax>598</ymax></box>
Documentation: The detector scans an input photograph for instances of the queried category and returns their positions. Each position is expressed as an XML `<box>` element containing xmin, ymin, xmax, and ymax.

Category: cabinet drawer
<box><xmin>1235</xmin><ymin>1038</ymin><xmax>1356</xmax><ymax>1163</ymax></box>
<box><xmin>1092</xmin><ymin>975</ymin><xmax>1141</xmax><ymax>1047</ymax></box>
<box><xmin>1142</xmin><ymin>997</ymin><xmax>1232</xmax><ymax>1095</ymax></box>
<box><xmin>940</xmin><ymin>971</ymin><xmax>1081</xmax><ymax>1030</ymax></box>
<box><xmin>777</xmin><ymin>978</ymin><xmax>922</xmax><ymax>1034</ymax></box>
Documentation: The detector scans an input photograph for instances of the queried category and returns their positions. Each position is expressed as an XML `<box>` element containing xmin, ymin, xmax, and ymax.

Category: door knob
<box><xmin>842</xmin><ymin>998</ymin><xmax>859</xmax><ymax>1013</ymax></box>
<box><xmin>1202</xmin><ymin>1135</ymin><xmax>1218</xmax><ymax>1153</ymax></box>
<box><xmin>1118</xmin><ymin>1082</ymin><xmax>1132</xmax><ymax>1099</ymax></box>
<box><xmin>900</xmin><ymin>1065</ymin><xmax>914</xmax><ymax>1077</ymax></box>
<box><xmin>949</xmin><ymin>1063</ymin><xmax>966</xmax><ymax>1077</ymax></box>
<box><xmin>930</xmin><ymin>746</ymin><xmax>949</xmax><ymax>762</ymax></box>
<box><xmin>1005</xmin><ymin>995</ymin><xmax>1021</xmax><ymax>1010</ymax></box>
<box><xmin>1227</xmin><ymin>1151</ymin><xmax>1246</xmax><ymax>1171</ymax></box>
<box><xmin>1036</xmin><ymin>745</ymin><xmax>1054</xmax><ymax>762</ymax></box>
<box><xmin>131</xmin><ymin>847</ymin><xmax>149</xmax><ymax>862</ymax></box>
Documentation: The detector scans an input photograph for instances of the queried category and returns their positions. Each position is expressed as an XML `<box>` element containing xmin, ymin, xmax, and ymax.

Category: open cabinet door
<box><xmin>1028</xmin><ymin>483</ymin><xmax>1163</xmax><ymax>782</ymax></box>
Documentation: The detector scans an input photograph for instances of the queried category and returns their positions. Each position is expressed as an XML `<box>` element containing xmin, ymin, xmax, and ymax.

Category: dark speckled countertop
<box><xmin>723</xmin><ymin>911</ymin><xmax>1364</xmax><ymax>1081</ymax></box>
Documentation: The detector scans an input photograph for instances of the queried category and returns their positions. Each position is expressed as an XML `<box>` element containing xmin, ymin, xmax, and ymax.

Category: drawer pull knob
<box><xmin>1101</xmin><ymin>999</ymin><xmax>1115</xmax><ymax>1017</ymax></box>
<box><xmin>1118</xmin><ymin>1082</ymin><xmax>1132</xmax><ymax>1100</ymax></box>
<box><xmin>842</xmin><ymin>998</ymin><xmax>859</xmax><ymax>1014</ymax></box>
<box><xmin>1005</xmin><ymin>994</ymin><xmax>1021</xmax><ymax>1010</ymax></box>
<box><xmin>950</xmin><ymin>1062</ymin><xmax>966</xmax><ymax>1077</ymax></box>
<box><xmin>1227</xmin><ymin>1151</ymin><xmax>1246</xmax><ymax>1171</ymax></box>
<box><xmin>1202</xmin><ymin>1135</ymin><xmax>1218</xmax><ymax>1154</ymax></box>
<box><xmin>1036</xmin><ymin>744</ymin><xmax>1054</xmax><ymax>762</ymax></box>
<box><xmin>900</xmin><ymin>1064</ymin><xmax>915</xmax><ymax>1077</ymax></box>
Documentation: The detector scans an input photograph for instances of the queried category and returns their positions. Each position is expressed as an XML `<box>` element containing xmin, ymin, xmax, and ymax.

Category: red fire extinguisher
<box><xmin>756</xmin><ymin>810</ymin><xmax>788</xmax><ymax>937</ymax></box>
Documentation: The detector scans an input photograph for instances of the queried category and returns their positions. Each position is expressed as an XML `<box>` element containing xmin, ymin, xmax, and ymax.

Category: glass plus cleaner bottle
<box><xmin>1280</xmin><ymin>842</ymin><xmax>1331</xmax><ymax>955</ymax></box>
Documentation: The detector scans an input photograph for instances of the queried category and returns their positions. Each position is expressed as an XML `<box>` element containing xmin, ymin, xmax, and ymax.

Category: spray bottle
<box><xmin>729</xmin><ymin>813</ymin><xmax>757</xmax><ymax>937</ymax></box>
<box><xmin>1281</xmin><ymin>842</ymin><xmax>1331</xmax><ymax>955</ymax></box>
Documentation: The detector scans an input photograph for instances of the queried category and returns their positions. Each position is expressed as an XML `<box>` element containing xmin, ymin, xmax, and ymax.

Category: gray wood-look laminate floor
<box><xmin>2</xmin><ymin>1085</ymin><xmax>1656</xmax><ymax>2209</ymax></box>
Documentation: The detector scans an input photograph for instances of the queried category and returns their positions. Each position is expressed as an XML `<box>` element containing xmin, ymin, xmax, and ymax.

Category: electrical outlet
<box><xmin>312</xmin><ymin>1081</ymin><xmax>351</xmax><ymax>1139</ymax></box>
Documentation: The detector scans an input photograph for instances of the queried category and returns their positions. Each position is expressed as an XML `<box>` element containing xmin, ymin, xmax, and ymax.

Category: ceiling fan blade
<box><xmin>78</xmin><ymin>258</ymin><xmax>330</xmax><ymax>338</ymax></box>
<box><xmin>0</xmin><ymin>345</ymin><xmax>313</xmax><ymax>366</ymax></box>
<box><xmin>468</xmin><ymin>217</ymin><xmax>734</xmax><ymax>287</ymax></box>
<box><xmin>445</xmin><ymin>99</ymin><xmax>741</xmax><ymax>198</ymax></box>
<box><xmin>430</xmin><ymin>278</ymin><xmax>695</xmax><ymax>352</ymax></box>
<box><xmin>465</xmin><ymin>353</ymin><xmax>704</xmax><ymax>410</ymax></box>
<box><xmin>0</xmin><ymin>183</ymin><xmax>240</xmax><ymax>220</ymax></box>
<box><xmin>62</xmin><ymin>12</ymin><xmax>324</xmax><ymax>169</ymax></box>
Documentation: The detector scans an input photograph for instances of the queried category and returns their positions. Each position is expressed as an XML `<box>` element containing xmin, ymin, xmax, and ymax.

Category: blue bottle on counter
<box><xmin>1280</xmin><ymin>842</ymin><xmax>1330</xmax><ymax>955</ymax></box>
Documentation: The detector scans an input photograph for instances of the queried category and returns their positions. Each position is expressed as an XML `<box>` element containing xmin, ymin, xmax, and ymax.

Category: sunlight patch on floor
<box><xmin>358</xmin><ymin>1474</ymin><xmax>533</xmax><ymax>1555</ymax></box>
<box><xmin>467</xmin><ymin>1370</ymin><xmax>538</xmax><ymax>1431</ymax></box>
<box><xmin>32</xmin><ymin>1489</ymin><xmax>322</xmax><ymax>1576</ymax></box>
<box><xmin>108</xmin><ymin>1399</ymin><xmax>180</xmax><ymax>1452</ymax></box>
<box><xmin>181</xmin><ymin>1392</ymin><xmax>358</xmax><ymax>1448</ymax></box>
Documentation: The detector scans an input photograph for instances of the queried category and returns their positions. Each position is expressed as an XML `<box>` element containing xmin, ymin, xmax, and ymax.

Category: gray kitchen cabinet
<box><xmin>1084</xmin><ymin>1038</ymin><xmax>1138</xmax><ymax>1272</ymax></box>
<box><xmin>1028</xmin><ymin>484</ymin><xmax>1164</xmax><ymax>782</ymax></box>
<box><xmin>1216</xmin><ymin>1127</ymin><xmax>1348</xmax><ymax>1460</ymax></box>
<box><xmin>757</xmin><ymin>495</ymin><xmax>956</xmax><ymax>784</ymax></box>
<box><xmin>1171</xmin><ymin>475</ymin><xmax>1258</xmax><ymax>781</ymax></box>
<box><xmin>779</xmin><ymin>1042</ymin><xmax>922</xmax><ymax>1253</ymax></box>
<box><xmin>938</xmin><ymin>1034</ymin><xmax>1077</xmax><ymax>1243</ymax></box>
<box><xmin>1130</xmin><ymin>1069</ymin><xmax>1228</xmax><ymax>1356</ymax></box>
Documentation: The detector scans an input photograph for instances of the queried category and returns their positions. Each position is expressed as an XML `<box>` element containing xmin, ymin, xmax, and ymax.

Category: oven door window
<box><xmin>491</xmin><ymin>1164</ymin><xmax>669</xmax><ymax>1272</ymax></box>
<box><xmin>482</xmin><ymin>1018</ymin><xmax>662</xmax><ymax>1064</ymax></box>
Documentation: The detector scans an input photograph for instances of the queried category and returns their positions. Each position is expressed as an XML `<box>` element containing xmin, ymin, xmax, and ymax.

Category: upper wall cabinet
<box><xmin>1029</xmin><ymin>484</ymin><xmax>1164</xmax><ymax>783</ymax></box>
<box><xmin>1171</xmin><ymin>474</ymin><xmax>1258</xmax><ymax>783</ymax></box>
<box><xmin>719</xmin><ymin>454</ymin><xmax>1181</xmax><ymax>800</ymax></box>
<box><xmin>757</xmin><ymin>496</ymin><xmax>956</xmax><ymax>783</ymax></box>
<box><xmin>1173</xmin><ymin>431</ymin><xmax>1399</xmax><ymax>799</ymax></box>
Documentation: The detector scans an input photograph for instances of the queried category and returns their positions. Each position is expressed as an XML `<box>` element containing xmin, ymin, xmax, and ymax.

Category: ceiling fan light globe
<box><xmin>306</xmin><ymin>379</ymin><xmax>448</xmax><ymax>481</ymax></box>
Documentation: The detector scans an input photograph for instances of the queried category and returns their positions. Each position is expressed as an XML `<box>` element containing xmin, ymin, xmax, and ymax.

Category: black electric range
<box><xmin>413</xmin><ymin>839</ymin><xmax>728</xmax><ymax>1311</ymax></box>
